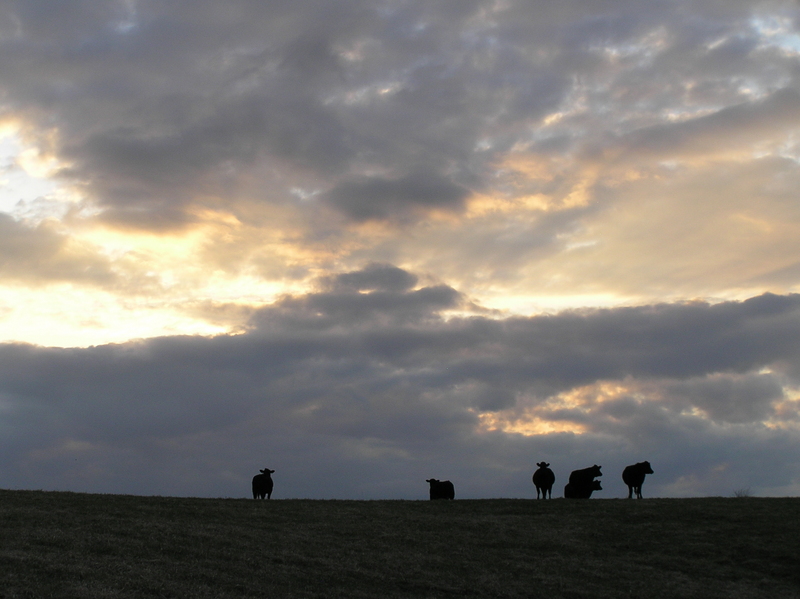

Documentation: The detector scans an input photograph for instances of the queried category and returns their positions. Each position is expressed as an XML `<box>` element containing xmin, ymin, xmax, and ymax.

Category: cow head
<box><xmin>536</xmin><ymin>462</ymin><xmax>550</xmax><ymax>469</ymax></box>
<box><xmin>260</xmin><ymin>468</ymin><xmax>275</xmax><ymax>475</ymax></box>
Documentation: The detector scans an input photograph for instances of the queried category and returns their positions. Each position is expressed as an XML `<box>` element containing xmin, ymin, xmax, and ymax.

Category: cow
<box><xmin>426</xmin><ymin>478</ymin><xmax>455</xmax><ymax>500</ymax></box>
<box><xmin>622</xmin><ymin>461</ymin><xmax>653</xmax><ymax>499</ymax></box>
<box><xmin>252</xmin><ymin>468</ymin><xmax>275</xmax><ymax>499</ymax></box>
<box><xmin>568</xmin><ymin>465</ymin><xmax>602</xmax><ymax>486</ymax></box>
<box><xmin>564</xmin><ymin>480</ymin><xmax>602</xmax><ymax>499</ymax></box>
<box><xmin>532</xmin><ymin>462</ymin><xmax>556</xmax><ymax>499</ymax></box>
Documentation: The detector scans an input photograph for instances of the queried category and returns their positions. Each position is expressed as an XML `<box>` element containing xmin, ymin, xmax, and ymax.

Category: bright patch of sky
<box><xmin>751</xmin><ymin>14</ymin><xmax>800</xmax><ymax>55</ymax></box>
<box><xmin>0</xmin><ymin>285</ymin><xmax>229</xmax><ymax>347</ymax></box>
<box><xmin>0</xmin><ymin>131</ymin><xmax>61</xmax><ymax>217</ymax></box>
<box><xmin>112</xmin><ymin>0</ymin><xmax>138</xmax><ymax>34</ymax></box>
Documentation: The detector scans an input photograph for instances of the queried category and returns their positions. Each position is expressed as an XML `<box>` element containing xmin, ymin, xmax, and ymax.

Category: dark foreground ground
<box><xmin>1</xmin><ymin>490</ymin><xmax>798</xmax><ymax>598</ymax></box>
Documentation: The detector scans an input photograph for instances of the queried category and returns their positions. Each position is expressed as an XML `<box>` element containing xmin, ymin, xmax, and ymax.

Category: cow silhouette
<box><xmin>252</xmin><ymin>468</ymin><xmax>275</xmax><ymax>499</ymax></box>
<box><xmin>564</xmin><ymin>480</ymin><xmax>602</xmax><ymax>499</ymax></box>
<box><xmin>426</xmin><ymin>478</ymin><xmax>455</xmax><ymax>500</ymax></box>
<box><xmin>622</xmin><ymin>461</ymin><xmax>653</xmax><ymax>499</ymax></box>
<box><xmin>568</xmin><ymin>464</ymin><xmax>602</xmax><ymax>486</ymax></box>
<box><xmin>532</xmin><ymin>462</ymin><xmax>555</xmax><ymax>499</ymax></box>
<box><xmin>564</xmin><ymin>465</ymin><xmax>602</xmax><ymax>499</ymax></box>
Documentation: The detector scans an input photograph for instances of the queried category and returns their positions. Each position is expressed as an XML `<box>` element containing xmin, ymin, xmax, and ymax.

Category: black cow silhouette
<box><xmin>568</xmin><ymin>464</ymin><xmax>602</xmax><ymax>485</ymax></box>
<box><xmin>532</xmin><ymin>462</ymin><xmax>555</xmax><ymax>499</ymax></box>
<box><xmin>622</xmin><ymin>461</ymin><xmax>653</xmax><ymax>499</ymax></box>
<box><xmin>426</xmin><ymin>478</ymin><xmax>455</xmax><ymax>500</ymax></box>
<box><xmin>252</xmin><ymin>468</ymin><xmax>275</xmax><ymax>499</ymax></box>
<box><xmin>564</xmin><ymin>465</ymin><xmax>602</xmax><ymax>499</ymax></box>
<box><xmin>564</xmin><ymin>479</ymin><xmax>602</xmax><ymax>498</ymax></box>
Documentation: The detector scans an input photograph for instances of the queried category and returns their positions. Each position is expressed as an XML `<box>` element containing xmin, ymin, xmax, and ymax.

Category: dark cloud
<box><xmin>329</xmin><ymin>262</ymin><xmax>419</xmax><ymax>292</ymax></box>
<box><xmin>323</xmin><ymin>170</ymin><xmax>470</xmax><ymax>222</ymax></box>
<box><xmin>2</xmin><ymin>270</ymin><xmax>799</xmax><ymax>497</ymax></box>
<box><xmin>665</xmin><ymin>373</ymin><xmax>784</xmax><ymax>424</ymax></box>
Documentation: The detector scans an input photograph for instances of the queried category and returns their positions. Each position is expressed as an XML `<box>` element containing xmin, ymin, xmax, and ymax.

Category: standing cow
<box><xmin>564</xmin><ymin>480</ymin><xmax>602</xmax><ymax>499</ymax></box>
<box><xmin>252</xmin><ymin>468</ymin><xmax>275</xmax><ymax>499</ymax></box>
<box><xmin>532</xmin><ymin>462</ymin><xmax>556</xmax><ymax>499</ymax></box>
<box><xmin>426</xmin><ymin>478</ymin><xmax>455</xmax><ymax>500</ymax></box>
<box><xmin>622</xmin><ymin>461</ymin><xmax>653</xmax><ymax>499</ymax></box>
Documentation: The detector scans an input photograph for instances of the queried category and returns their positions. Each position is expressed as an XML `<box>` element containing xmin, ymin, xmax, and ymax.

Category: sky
<box><xmin>1</xmin><ymin>0</ymin><xmax>800</xmax><ymax>499</ymax></box>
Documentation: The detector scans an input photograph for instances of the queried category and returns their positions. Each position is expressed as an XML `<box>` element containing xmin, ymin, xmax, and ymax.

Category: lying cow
<box><xmin>252</xmin><ymin>468</ymin><xmax>275</xmax><ymax>499</ymax></box>
<box><xmin>564</xmin><ymin>480</ymin><xmax>602</xmax><ymax>499</ymax></box>
<box><xmin>532</xmin><ymin>462</ymin><xmax>556</xmax><ymax>499</ymax></box>
<box><xmin>622</xmin><ymin>461</ymin><xmax>654</xmax><ymax>499</ymax></box>
<box><xmin>426</xmin><ymin>478</ymin><xmax>455</xmax><ymax>500</ymax></box>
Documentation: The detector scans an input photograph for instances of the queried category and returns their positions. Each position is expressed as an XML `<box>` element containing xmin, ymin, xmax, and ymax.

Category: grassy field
<box><xmin>1</xmin><ymin>490</ymin><xmax>798</xmax><ymax>598</ymax></box>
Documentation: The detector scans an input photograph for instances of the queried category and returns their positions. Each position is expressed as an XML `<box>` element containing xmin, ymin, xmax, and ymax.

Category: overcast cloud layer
<box><xmin>2</xmin><ymin>0</ymin><xmax>800</xmax><ymax>498</ymax></box>
<box><xmin>2</xmin><ymin>277</ymin><xmax>800</xmax><ymax>498</ymax></box>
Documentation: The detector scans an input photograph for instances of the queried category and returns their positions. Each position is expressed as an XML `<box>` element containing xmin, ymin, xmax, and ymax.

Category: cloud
<box><xmin>1</xmin><ymin>0</ymin><xmax>798</xmax><ymax>304</ymax></box>
<box><xmin>1</xmin><ymin>265</ymin><xmax>799</xmax><ymax>497</ymax></box>
<box><xmin>665</xmin><ymin>372</ymin><xmax>785</xmax><ymax>424</ymax></box>
<box><xmin>0</xmin><ymin>213</ymin><xmax>115</xmax><ymax>285</ymax></box>
<box><xmin>323</xmin><ymin>170</ymin><xmax>470</xmax><ymax>222</ymax></box>
<box><xmin>11</xmin><ymin>0</ymin><xmax>768</xmax><ymax>228</ymax></box>
<box><xmin>604</xmin><ymin>88</ymin><xmax>800</xmax><ymax>163</ymax></box>
<box><xmin>328</xmin><ymin>262</ymin><xmax>419</xmax><ymax>292</ymax></box>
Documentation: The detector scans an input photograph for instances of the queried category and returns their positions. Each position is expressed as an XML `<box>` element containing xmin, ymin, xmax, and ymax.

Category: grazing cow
<box><xmin>568</xmin><ymin>465</ymin><xmax>602</xmax><ymax>486</ymax></box>
<box><xmin>426</xmin><ymin>478</ymin><xmax>455</xmax><ymax>500</ymax></box>
<box><xmin>564</xmin><ymin>480</ymin><xmax>602</xmax><ymax>499</ymax></box>
<box><xmin>532</xmin><ymin>462</ymin><xmax>556</xmax><ymax>499</ymax></box>
<box><xmin>622</xmin><ymin>461</ymin><xmax>654</xmax><ymax>499</ymax></box>
<box><xmin>252</xmin><ymin>468</ymin><xmax>275</xmax><ymax>499</ymax></box>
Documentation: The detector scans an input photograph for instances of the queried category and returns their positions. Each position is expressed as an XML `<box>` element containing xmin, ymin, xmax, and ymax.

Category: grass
<box><xmin>1</xmin><ymin>491</ymin><xmax>799</xmax><ymax>598</ymax></box>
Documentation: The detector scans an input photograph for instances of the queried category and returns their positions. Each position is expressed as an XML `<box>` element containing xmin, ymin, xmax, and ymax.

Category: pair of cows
<box><xmin>255</xmin><ymin>472</ymin><xmax>459</xmax><ymax>501</ymax></box>
<box><xmin>533</xmin><ymin>461</ymin><xmax>653</xmax><ymax>499</ymax></box>
<box><xmin>254</xmin><ymin>471</ymin><xmax>458</xmax><ymax>501</ymax></box>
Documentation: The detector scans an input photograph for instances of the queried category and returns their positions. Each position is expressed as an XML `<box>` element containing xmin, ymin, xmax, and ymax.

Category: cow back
<box><xmin>569</xmin><ymin>465</ymin><xmax>602</xmax><ymax>485</ymax></box>
<box><xmin>427</xmin><ymin>479</ymin><xmax>455</xmax><ymax>500</ymax></box>
<box><xmin>622</xmin><ymin>461</ymin><xmax>653</xmax><ymax>486</ymax></box>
